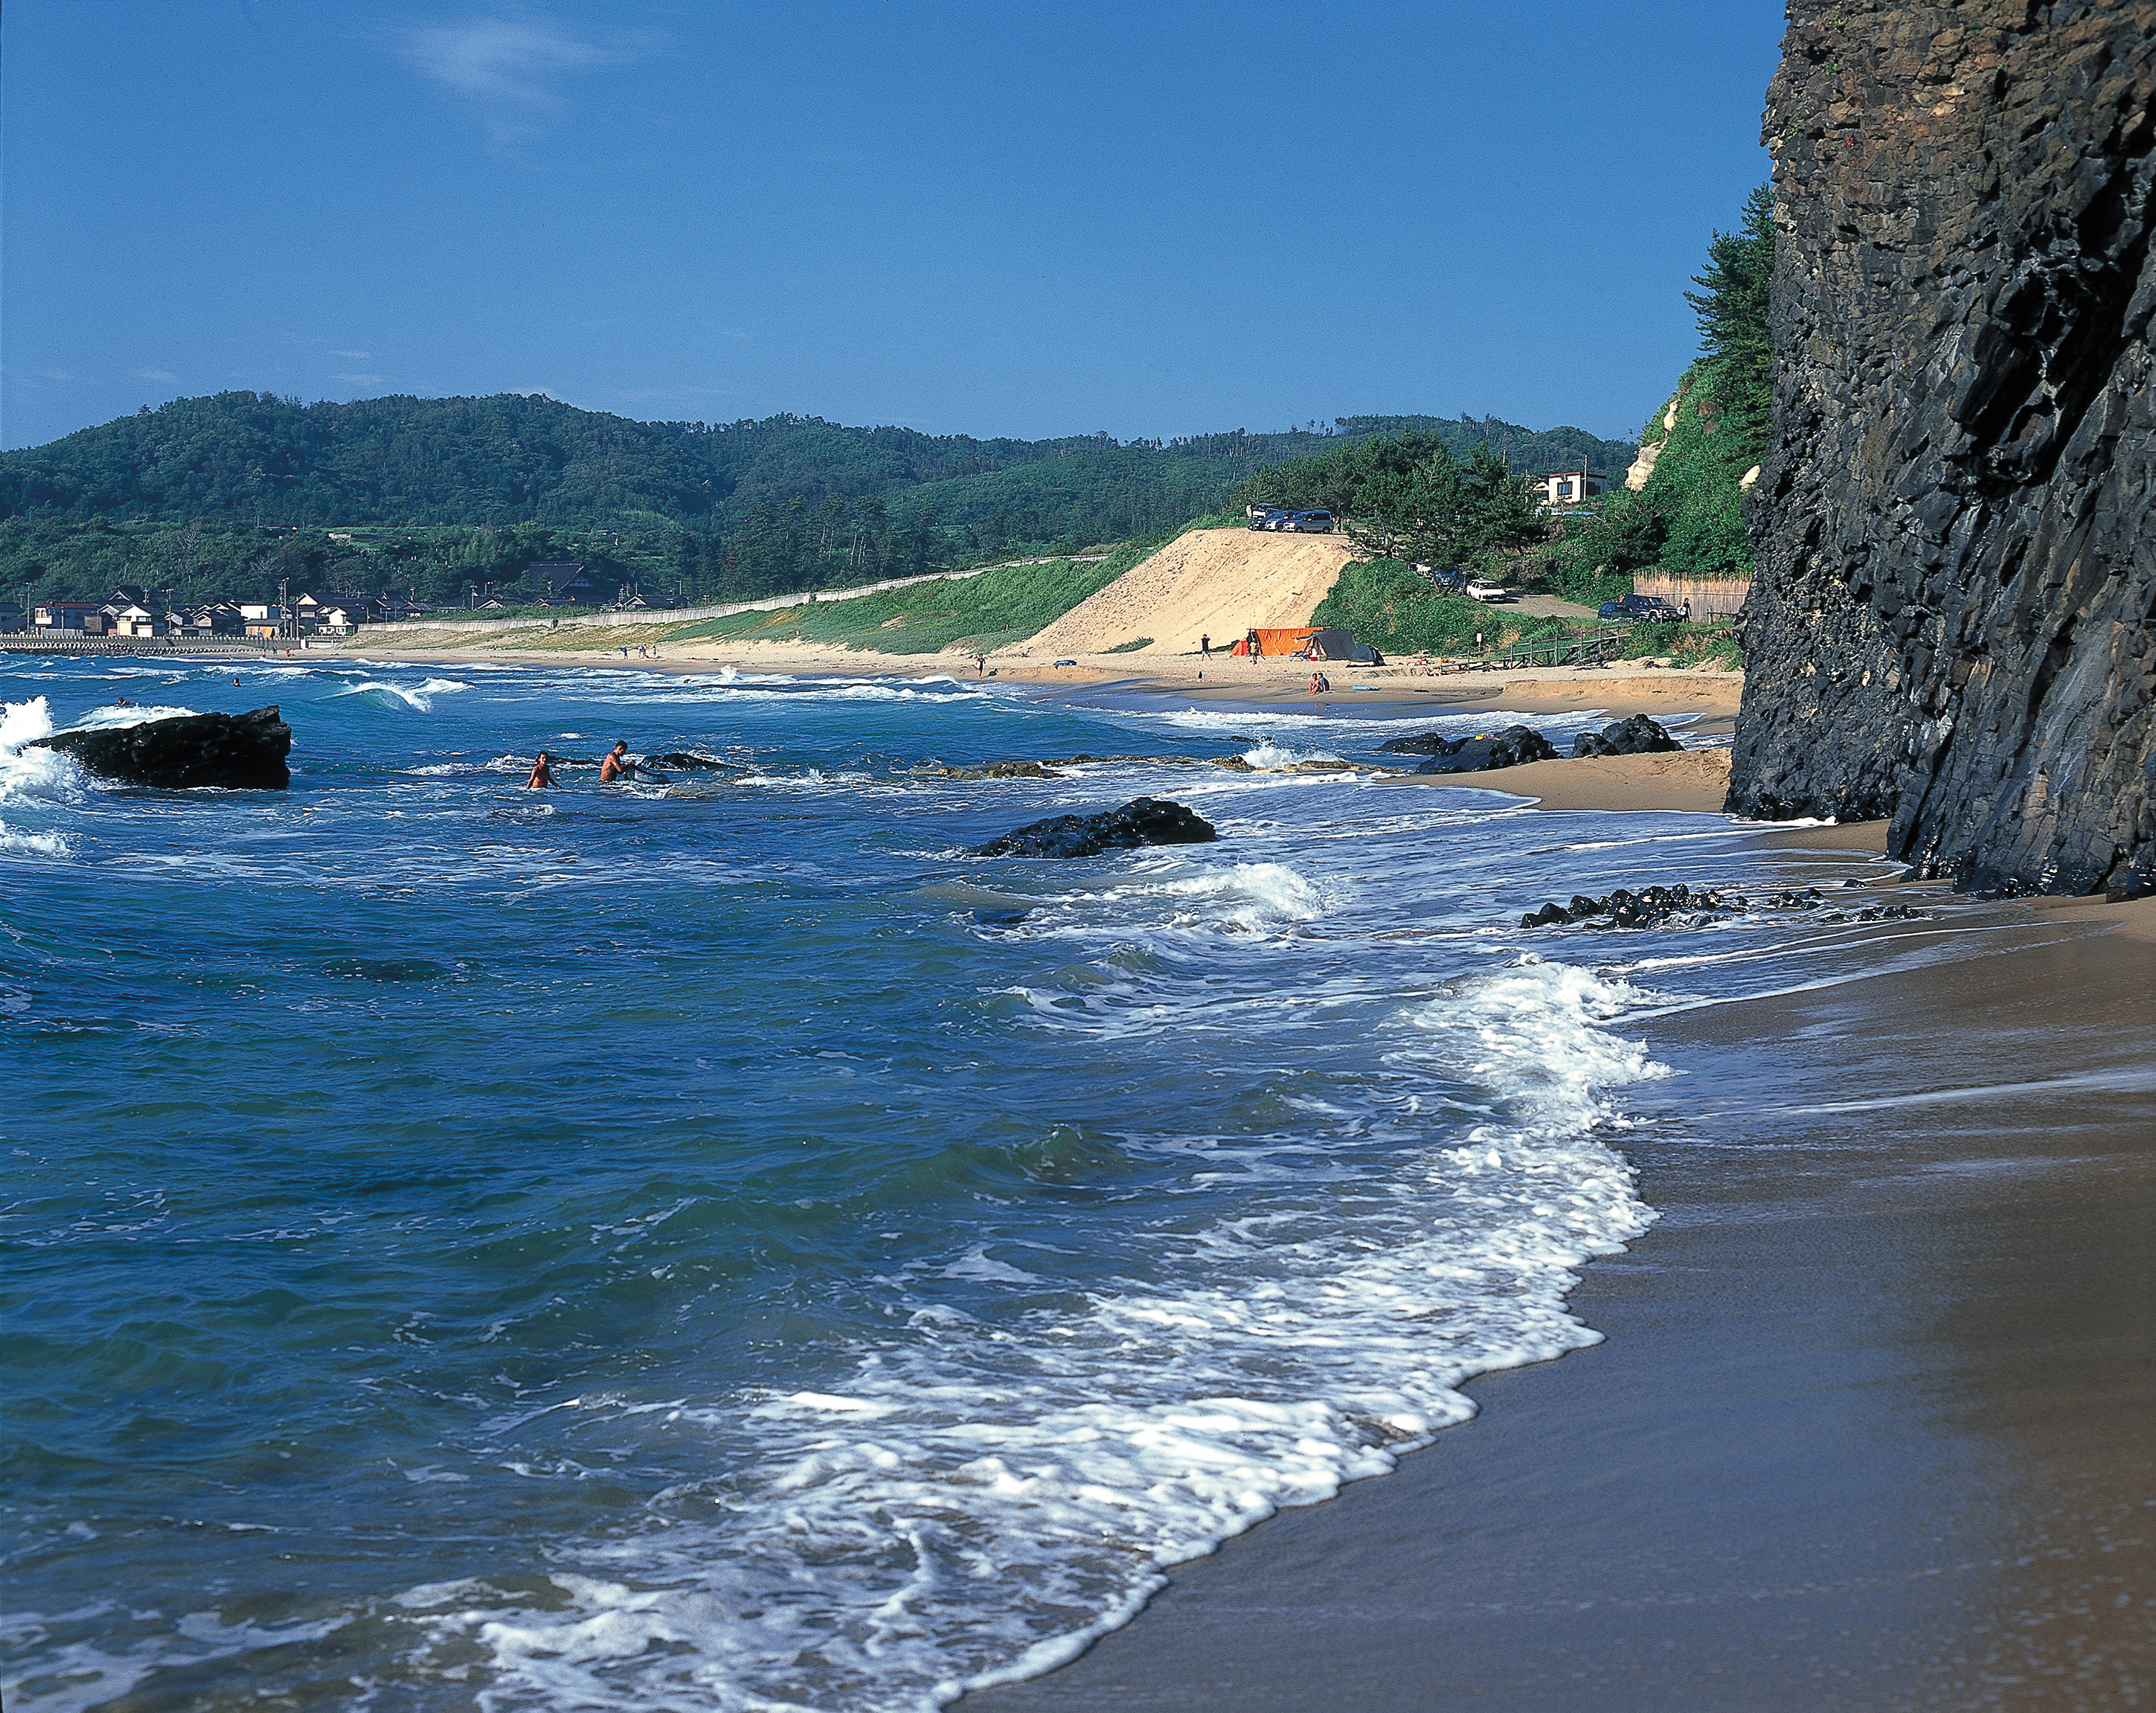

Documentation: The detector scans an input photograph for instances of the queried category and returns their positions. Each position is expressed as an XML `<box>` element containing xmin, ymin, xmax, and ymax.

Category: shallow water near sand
<box><xmin>4</xmin><ymin>653</ymin><xmax>1931</xmax><ymax>1712</ymax></box>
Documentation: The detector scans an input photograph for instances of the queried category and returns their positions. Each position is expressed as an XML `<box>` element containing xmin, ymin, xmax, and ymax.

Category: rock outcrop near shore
<box><xmin>1730</xmin><ymin>3</ymin><xmax>2155</xmax><ymax>895</ymax></box>
<box><xmin>1573</xmin><ymin>716</ymin><xmax>1684</xmax><ymax>759</ymax></box>
<box><xmin>1403</xmin><ymin>726</ymin><xmax>1562</xmax><ymax>775</ymax></box>
<box><xmin>972</xmin><ymin>798</ymin><xmax>1216</xmax><ymax>858</ymax></box>
<box><xmin>32</xmin><ymin>707</ymin><xmax>292</xmax><ymax>789</ymax></box>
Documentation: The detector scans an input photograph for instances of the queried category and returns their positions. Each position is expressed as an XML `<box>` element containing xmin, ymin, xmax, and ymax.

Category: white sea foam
<box><xmin>1</xmin><ymin>699</ymin><xmax>90</xmax><ymax>856</ymax></box>
<box><xmin>71</xmin><ymin>702</ymin><xmax>199</xmax><ymax>731</ymax></box>
<box><xmin>328</xmin><ymin>678</ymin><xmax>469</xmax><ymax>713</ymax></box>
<box><xmin>1240</xmin><ymin>740</ymin><xmax>1347</xmax><ymax>770</ymax></box>
<box><xmin>0</xmin><ymin>825</ymin><xmax>74</xmax><ymax>857</ymax></box>
<box><xmin>388</xmin><ymin>958</ymin><xmax>1661</xmax><ymax>1713</ymax></box>
<box><xmin>1017</xmin><ymin>859</ymin><xmax>1329</xmax><ymax>940</ymax></box>
<box><xmin>1</xmin><ymin>695</ymin><xmax>56</xmax><ymax>753</ymax></box>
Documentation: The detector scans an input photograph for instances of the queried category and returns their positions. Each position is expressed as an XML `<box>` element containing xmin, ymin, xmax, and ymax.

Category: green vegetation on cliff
<box><xmin>1309</xmin><ymin>559</ymin><xmax>1571</xmax><ymax>656</ymax></box>
<box><xmin>1544</xmin><ymin>185</ymin><xmax>1774</xmax><ymax>601</ymax></box>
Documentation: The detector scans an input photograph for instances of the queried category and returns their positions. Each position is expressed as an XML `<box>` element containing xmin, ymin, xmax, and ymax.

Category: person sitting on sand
<box><xmin>1308</xmin><ymin>673</ymin><xmax>1323</xmax><ymax>697</ymax></box>
<box><xmin>525</xmin><ymin>751</ymin><xmax>556</xmax><ymax>789</ymax></box>
<box><xmin>599</xmin><ymin>741</ymin><xmax>634</xmax><ymax>784</ymax></box>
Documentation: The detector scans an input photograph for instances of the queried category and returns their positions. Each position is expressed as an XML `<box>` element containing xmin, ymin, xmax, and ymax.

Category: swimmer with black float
<box><xmin>599</xmin><ymin>740</ymin><xmax>633</xmax><ymax>784</ymax></box>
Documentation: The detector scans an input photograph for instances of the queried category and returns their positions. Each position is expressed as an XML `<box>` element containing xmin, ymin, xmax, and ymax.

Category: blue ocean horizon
<box><xmin>2</xmin><ymin>654</ymin><xmax>1890</xmax><ymax>1712</ymax></box>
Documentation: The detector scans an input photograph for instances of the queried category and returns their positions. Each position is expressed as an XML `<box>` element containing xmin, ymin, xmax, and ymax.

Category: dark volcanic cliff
<box><xmin>1729</xmin><ymin>1</ymin><xmax>2155</xmax><ymax>895</ymax></box>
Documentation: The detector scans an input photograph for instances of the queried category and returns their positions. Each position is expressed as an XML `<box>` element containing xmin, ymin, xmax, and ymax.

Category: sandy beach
<box><xmin>333</xmin><ymin>628</ymin><xmax>1742</xmax><ymax>718</ymax></box>
<box><xmin>969</xmin><ymin>877</ymin><xmax>2156</xmax><ymax>1711</ymax></box>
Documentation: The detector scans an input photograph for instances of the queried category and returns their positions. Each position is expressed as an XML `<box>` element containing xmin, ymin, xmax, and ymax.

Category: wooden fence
<box><xmin>1630</xmin><ymin>572</ymin><xmax>1751</xmax><ymax>619</ymax></box>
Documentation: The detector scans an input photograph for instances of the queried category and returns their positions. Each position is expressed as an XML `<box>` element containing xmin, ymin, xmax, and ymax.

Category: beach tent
<box><xmin>1304</xmin><ymin>628</ymin><xmax>1382</xmax><ymax>664</ymax></box>
<box><xmin>1252</xmin><ymin>627</ymin><xmax>1322</xmax><ymax>658</ymax></box>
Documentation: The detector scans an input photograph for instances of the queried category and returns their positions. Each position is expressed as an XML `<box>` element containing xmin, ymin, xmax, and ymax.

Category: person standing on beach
<box><xmin>600</xmin><ymin>741</ymin><xmax>633</xmax><ymax>784</ymax></box>
<box><xmin>525</xmin><ymin>751</ymin><xmax>557</xmax><ymax>789</ymax></box>
<box><xmin>1201</xmin><ymin>634</ymin><xmax>1211</xmax><ymax>659</ymax></box>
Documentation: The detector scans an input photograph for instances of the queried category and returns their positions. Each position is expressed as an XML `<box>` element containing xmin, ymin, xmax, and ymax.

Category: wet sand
<box><xmin>968</xmin><ymin>886</ymin><xmax>2156</xmax><ymax>1712</ymax></box>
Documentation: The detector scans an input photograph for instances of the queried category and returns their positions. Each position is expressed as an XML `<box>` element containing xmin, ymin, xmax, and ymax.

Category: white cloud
<box><xmin>333</xmin><ymin>373</ymin><xmax>385</xmax><ymax>385</ymax></box>
<box><xmin>130</xmin><ymin>368</ymin><xmax>182</xmax><ymax>383</ymax></box>
<box><xmin>327</xmin><ymin>350</ymin><xmax>375</xmax><ymax>359</ymax></box>
<box><xmin>395</xmin><ymin>12</ymin><xmax>656</xmax><ymax>147</ymax></box>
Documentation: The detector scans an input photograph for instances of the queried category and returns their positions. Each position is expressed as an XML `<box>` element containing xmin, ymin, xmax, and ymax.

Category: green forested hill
<box><xmin>0</xmin><ymin>393</ymin><xmax>1633</xmax><ymax>608</ymax></box>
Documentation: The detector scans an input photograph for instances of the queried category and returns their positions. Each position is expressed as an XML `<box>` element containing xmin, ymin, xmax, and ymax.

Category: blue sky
<box><xmin>3</xmin><ymin>1</ymin><xmax>1780</xmax><ymax>451</ymax></box>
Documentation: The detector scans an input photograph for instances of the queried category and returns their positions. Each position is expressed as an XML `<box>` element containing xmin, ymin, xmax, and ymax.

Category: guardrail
<box><xmin>1</xmin><ymin>636</ymin><xmax>283</xmax><ymax>656</ymax></box>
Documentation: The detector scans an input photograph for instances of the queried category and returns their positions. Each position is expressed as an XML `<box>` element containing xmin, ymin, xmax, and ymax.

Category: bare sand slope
<box><xmin>1020</xmin><ymin>528</ymin><xmax>1355</xmax><ymax>658</ymax></box>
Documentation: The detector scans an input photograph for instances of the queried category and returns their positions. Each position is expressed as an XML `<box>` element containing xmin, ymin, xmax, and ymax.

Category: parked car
<box><xmin>1248</xmin><ymin>508</ymin><xmax>1290</xmax><ymax>531</ymax></box>
<box><xmin>1598</xmin><ymin>593</ymin><xmax>1684</xmax><ymax>622</ymax></box>
<box><xmin>1465</xmin><ymin>577</ymin><xmax>1510</xmax><ymax>603</ymax></box>
<box><xmin>1284</xmin><ymin>510</ymin><xmax>1335</xmax><ymax>533</ymax></box>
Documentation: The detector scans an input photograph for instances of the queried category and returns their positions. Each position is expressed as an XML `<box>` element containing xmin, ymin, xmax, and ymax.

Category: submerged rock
<box><xmin>31</xmin><ymin>706</ymin><xmax>291</xmax><ymax>790</ymax></box>
<box><xmin>972</xmin><ymin>796</ymin><xmax>1218</xmax><ymax>859</ymax></box>
<box><xmin>920</xmin><ymin>753</ymin><xmax>1257</xmax><ymax>778</ymax></box>
<box><xmin>1410</xmin><ymin>726</ymin><xmax>1561</xmax><ymax>775</ymax></box>
<box><xmin>1374</xmin><ymin>729</ymin><xmax>1459</xmax><ymax>756</ymax></box>
<box><xmin>926</xmin><ymin>760</ymin><xmax>1066</xmax><ymax>780</ymax></box>
<box><xmin>1518</xmin><ymin>882</ymin><xmax>1926</xmax><ymax>931</ymax></box>
<box><xmin>1572</xmin><ymin>715</ymin><xmax>1683</xmax><ymax>759</ymax></box>
<box><xmin>644</xmin><ymin>751</ymin><xmax>742</xmax><ymax>772</ymax></box>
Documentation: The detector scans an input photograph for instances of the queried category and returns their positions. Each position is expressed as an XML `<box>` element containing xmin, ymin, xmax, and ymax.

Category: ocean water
<box><xmin>3</xmin><ymin>653</ymin><xmax>1908</xmax><ymax>1712</ymax></box>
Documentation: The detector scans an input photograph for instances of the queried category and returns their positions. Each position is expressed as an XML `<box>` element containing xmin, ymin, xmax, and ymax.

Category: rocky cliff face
<box><xmin>1729</xmin><ymin>1</ymin><xmax>2155</xmax><ymax>895</ymax></box>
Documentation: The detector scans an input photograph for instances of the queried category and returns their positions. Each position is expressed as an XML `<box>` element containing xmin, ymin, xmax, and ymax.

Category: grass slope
<box><xmin>661</xmin><ymin>548</ymin><xmax>1147</xmax><ymax>656</ymax></box>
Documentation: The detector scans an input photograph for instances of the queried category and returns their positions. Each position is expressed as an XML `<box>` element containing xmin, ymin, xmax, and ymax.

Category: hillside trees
<box><xmin>0</xmin><ymin>394</ymin><xmax>1635</xmax><ymax>606</ymax></box>
<box><xmin>1239</xmin><ymin>432</ymin><xmax>1543</xmax><ymax>564</ymax></box>
<box><xmin>1541</xmin><ymin>185</ymin><xmax>1776</xmax><ymax>598</ymax></box>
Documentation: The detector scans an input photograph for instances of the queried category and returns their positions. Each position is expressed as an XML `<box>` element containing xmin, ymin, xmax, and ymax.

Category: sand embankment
<box><xmin>1439</xmin><ymin>746</ymin><xmax>1736</xmax><ymax>814</ymax></box>
<box><xmin>1020</xmin><ymin>528</ymin><xmax>1355</xmax><ymax>659</ymax></box>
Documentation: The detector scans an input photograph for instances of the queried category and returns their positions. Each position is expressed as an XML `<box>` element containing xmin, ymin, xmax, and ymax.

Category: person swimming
<box><xmin>525</xmin><ymin>751</ymin><xmax>557</xmax><ymax>789</ymax></box>
<box><xmin>599</xmin><ymin>741</ymin><xmax>633</xmax><ymax>784</ymax></box>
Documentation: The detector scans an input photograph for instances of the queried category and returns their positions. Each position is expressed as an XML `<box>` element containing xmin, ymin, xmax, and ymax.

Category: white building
<box><xmin>1535</xmin><ymin>470</ymin><xmax>1609</xmax><ymax>508</ymax></box>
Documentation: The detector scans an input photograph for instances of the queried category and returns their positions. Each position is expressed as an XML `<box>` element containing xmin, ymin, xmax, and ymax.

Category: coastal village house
<box><xmin>33</xmin><ymin>601</ymin><xmax>111</xmax><ymax>634</ymax></box>
<box><xmin>1534</xmin><ymin>470</ymin><xmax>1609</xmax><ymax>509</ymax></box>
<box><xmin>528</xmin><ymin>561</ymin><xmax>620</xmax><ymax>604</ymax></box>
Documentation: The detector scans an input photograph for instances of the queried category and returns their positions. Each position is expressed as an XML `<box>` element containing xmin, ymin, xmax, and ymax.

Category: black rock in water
<box><xmin>1411</xmin><ymin>726</ymin><xmax>1561</xmax><ymax>775</ymax></box>
<box><xmin>1572</xmin><ymin>715</ymin><xmax>1683</xmax><ymax>759</ymax></box>
<box><xmin>1375</xmin><ymin>729</ymin><xmax>1459</xmax><ymax>757</ymax></box>
<box><xmin>972</xmin><ymin>796</ymin><xmax>1218</xmax><ymax>859</ymax></box>
<box><xmin>644</xmin><ymin>751</ymin><xmax>740</xmax><ymax>772</ymax></box>
<box><xmin>1516</xmin><ymin>881</ymin><xmax>1927</xmax><ymax>932</ymax></box>
<box><xmin>31</xmin><ymin>706</ymin><xmax>291</xmax><ymax>790</ymax></box>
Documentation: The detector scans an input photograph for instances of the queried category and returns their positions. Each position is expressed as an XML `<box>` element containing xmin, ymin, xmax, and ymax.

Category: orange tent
<box><xmin>1251</xmin><ymin>627</ymin><xmax>1322</xmax><ymax>658</ymax></box>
